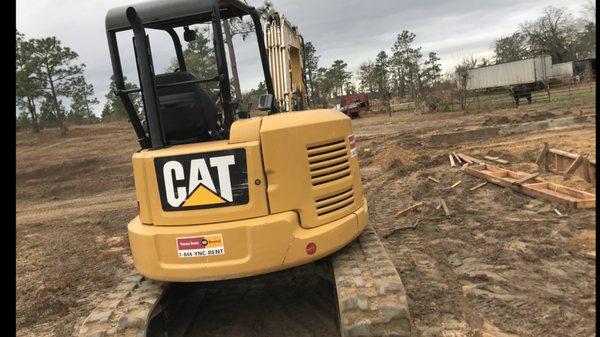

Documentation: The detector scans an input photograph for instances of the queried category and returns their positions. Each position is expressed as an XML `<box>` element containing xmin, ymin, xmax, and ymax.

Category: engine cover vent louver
<box><xmin>307</xmin><ymin>139</ymin><xmax>355</xmax><ymax>220</ymax></box>
<box><xmin>307</xmin><ymin>139</ymin><xmax>351</xmax><ymax>187</ymax></box>
<box><xmin>315</xmin><ymin>187</ymin><xmax>354</xmax><ymax>217</ymax></box>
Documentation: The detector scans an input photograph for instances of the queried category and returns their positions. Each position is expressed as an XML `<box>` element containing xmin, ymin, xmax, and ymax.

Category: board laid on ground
<box><xmin>464</xmin><ymin>164</ymin><xmax>595</xmax><ymax>209</ymax></box>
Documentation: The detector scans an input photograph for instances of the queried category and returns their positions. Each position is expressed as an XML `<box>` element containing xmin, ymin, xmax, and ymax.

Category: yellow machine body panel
<box><xmin>261</xmin><ymin>109</ymin><xmax>364</xmax><ymax>228</ymax></box>
<box><xmin>133</xmin><ymin>140</ymin><xmax>269</xmax><ymax>226</ymax></box>
<box><xmin>129</xmin><ymin>109</ymin><xmax>367</xmax><ymax>282</ymax></box>
<box><xmin>129</xmin><ymin>202</ymin><xmax>367</xmax><ymax>282</ymax></box>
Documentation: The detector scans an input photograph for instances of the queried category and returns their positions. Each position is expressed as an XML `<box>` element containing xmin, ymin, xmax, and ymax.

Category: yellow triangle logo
<box><xmin>182</xmin><ymin>185</ymin><xmax>226</xmax><ymax>207</ymax></box>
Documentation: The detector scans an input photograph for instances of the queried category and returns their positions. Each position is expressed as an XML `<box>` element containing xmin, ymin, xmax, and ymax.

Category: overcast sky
<box><xmin>17</xmin><ymin>0</ymin><xmax>588</xmax><ymax>115</ymax></box>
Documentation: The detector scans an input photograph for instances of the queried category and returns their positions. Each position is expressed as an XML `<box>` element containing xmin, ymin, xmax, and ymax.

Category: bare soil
<box><xmin>355</xmin><ymin>104</ymin><xmax>595</xmax><ymax>337</ymax></box>
<box><xmin>16</xmin><ymin>100</ymin><xmax>595</xmax><ymax>336</ymax></box>
<box><xmin>16</xmin><ymin>123</ymin><xmax>140</xmax><ymax>337</ymax></box>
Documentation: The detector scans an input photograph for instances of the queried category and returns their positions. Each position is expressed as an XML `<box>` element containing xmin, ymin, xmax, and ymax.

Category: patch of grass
<box><xmin>460</xmin><ymin>83</ymin><xmax>596</xmax><ymax>112</ymax></box>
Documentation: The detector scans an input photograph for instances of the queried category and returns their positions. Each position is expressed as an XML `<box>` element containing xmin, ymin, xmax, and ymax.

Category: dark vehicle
<box><xmin>340</xmin><ymin>93</ymin><xmax>369</xmax><ymax>118</ymax></box>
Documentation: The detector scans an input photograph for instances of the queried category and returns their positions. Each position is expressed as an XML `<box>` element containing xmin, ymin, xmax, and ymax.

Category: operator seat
<box><xmin>154</xmin><ymin>71</ymin><xmax>218</xmax><ymax>144</ymax></box>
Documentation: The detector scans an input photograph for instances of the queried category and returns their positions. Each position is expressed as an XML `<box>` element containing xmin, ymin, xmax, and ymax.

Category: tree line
<box><xmin>306</xmin><ymin>4</ymin><xmax>596</xmax><ymax>113</ymax></box>
<box><xmin>357</xmin><ymin>31</ymin><xmax>442</xmax><ymax>112</ymax></box>
<box><xmin>16</xmin><ymin>3</ymin><xmax>596</xmax><ymax>132</ymax></box>
<box><xmin>16</xmin><ymin>32</ymin><xmax>99</xmax><ymax>134</ymax></box>
<box><xmin>478</xmin><ymin>4</ymin><xmax>595</xmax><ymax>67</ymax></box>
<box><xmin>14</xmin><ymin>24</ymin><xmax>447</xmax><ymax>133</ymax></box>
<box><xmin>451</xmin><ymin>4</ymin><xmax>595</xmax><ymax>110</ymax></box>
<box><xmin>301</xmin><ymin>30</ymin><xmax>443</xmax><ymax>113</ymax></box>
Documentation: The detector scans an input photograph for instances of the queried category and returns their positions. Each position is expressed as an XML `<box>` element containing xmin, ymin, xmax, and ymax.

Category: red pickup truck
<box><xmin>340</xmin><ymin>93</ymin><xmax>369</xmax><ymax>118</ymax></box>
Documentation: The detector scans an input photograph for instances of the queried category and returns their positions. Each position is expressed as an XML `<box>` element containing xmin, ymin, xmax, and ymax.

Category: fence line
<box><xmin>366</xmin><ymin>73</ymin><xmax>595</xmax><ymax>114</ymax></box>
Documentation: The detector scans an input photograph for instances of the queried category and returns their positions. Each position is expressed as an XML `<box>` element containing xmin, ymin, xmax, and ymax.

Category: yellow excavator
<box><xmin>78</xmin><ymin>1</ymin><xmax>411</xmax><ymax>336</ymax></box>
<box><xmin>265</xmin><ymin>12</ymin><xmax>308</xmax><ymax>112</ymax></box>
<box><xmin>107</xmin><ymin>2</ymin><xmax>366</xmax><ymax>284</ymax></box>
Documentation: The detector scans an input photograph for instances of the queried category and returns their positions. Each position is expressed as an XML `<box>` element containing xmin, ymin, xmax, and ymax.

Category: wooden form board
<box><xmin>464</xmin><ymin>164</ymin><xmax>595</xmax><ymax>209</ymax></box>
<box><xmin>540</xmin><ymin>148</ymin><xmax>595</xmax><ymax>184</ymax></box>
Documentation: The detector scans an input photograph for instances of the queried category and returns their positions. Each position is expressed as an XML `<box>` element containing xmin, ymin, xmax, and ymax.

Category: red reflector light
<box><xmin>306</xmin><ymin>242</ymin><xmax>317</xmax><ymax>255</ymax></box>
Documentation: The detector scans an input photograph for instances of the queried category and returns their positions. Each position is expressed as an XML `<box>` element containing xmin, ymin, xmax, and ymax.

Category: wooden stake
<box><xmin>564</xmin><ymin>154</ymin><xmax>584</xmax><ymax>178</ymax></box>
<box><xmin>455</xmin><ymin>153</ymin><xmax>481</xmax><ymax>165</ymax></box>
<box><xmin>535</xmin><ymin>142</ymin><xmax>549</xmax><ymax>171</ymax></box>
<box><xmin>484</xmin><ymin>156</ymin><xmax>509</xmax><ymax>164</ymax></box>
<box><xmin>460</xmin><ymin>163</ymin><xmax>469</xmax><ymax>171</ymax></box>
<box><xmin>452</xmin><ymin>152</ymin><xmax>462</xmax><ymax>164</ymax></box>
<box><xmin>582</xmin><ymin>157</ymin><xmax>591</xmax><ymax>183</ymax></box>
<box><xmin>449</xmin><ymin>154</ymin><xmax>456</xmax><ymax>167</ymax></box>
<box><xmin>440</xmin><ymin>198</ymin><xmax>450</xmax><ymax>217</ymax></box>
<box><xmin>469</xmin><ymin>181</ymin><xmax>487</xmax><ymax>191</ymax></box>
<box><xmin>455</xmin><ymin>153</ymin><xmax>473</xmax><ymax>164</ymax></box>
<box><xmin>394</xmin><ymin>201</ymin><xmax>425</xmax><ymax>218</ymax></box>
<box><xmin>512</xmin><ymin>172</ymin><xmax>540</xmax><ymax>185</ymax></box>
<box><xmin>451</xmin><ymin>181</ymin><xmax>462</xmax><ymax>188</ymax></box>
<box><xmin>548</xmin><ymin>148</ymin><xmax>577</xmax><ymax>158</ymax></box>
<box><xmin>428</xmin><ymin>176</ymin><xmax>440</xmax><ymax>183</ymax></box>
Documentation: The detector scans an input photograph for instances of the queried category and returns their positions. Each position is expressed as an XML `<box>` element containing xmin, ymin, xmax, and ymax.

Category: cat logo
<box><xmin>154</xmin><ymin>149</ymin><xmax>249</xmax><ymax>211</ymax></box>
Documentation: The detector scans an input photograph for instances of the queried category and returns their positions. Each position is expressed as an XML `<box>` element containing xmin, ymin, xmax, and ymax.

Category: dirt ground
<box><xmin>16</xmin><ymin>123</ymin><xmax>140</xmax><ymax>336</ymax></box>
<box><xmin>356</xmin><ymin>104</ymin><xmax>596</xmax><ymax>337</ymax></box>
<box><xmin>16</xmin><ymin>99</ymin><xmax>595</xmax><ymax>336</ymax></box>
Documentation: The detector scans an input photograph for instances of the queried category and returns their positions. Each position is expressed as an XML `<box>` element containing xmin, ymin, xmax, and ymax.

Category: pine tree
<box><xmin>68</xmin><ymin>76</ymin><xmax>99</xmax><ymax>123</ymax></box>
<box><xmin>170</xmin><ymin>28</ymin><xmax>219</xmax><ymax>102</ymax></box>
<box><xmin>329</xmin><ymin>60</ymin><xmax>352</xmax><ymax>97</ymax></box>
<box><xmin>375</xmin><ymin>51</ymin><xmax>391</xmax><ymax>115</ymax></box>
<box><xmin>303</xmin><ymin>42</ymin><xmax>320</xmax><ymax>105</ymax></box>
<box><xmin>422</xmin><ymin>52</ymin><xmax>442</xmax><ymax>88</ymax></box>
<box><xmin>357</xmin><ymin>61</ymin><xmax>377</xmax><ymax>94</ymax></box>
<box><xmin>222</xmin><ymin>0</ymin><xmax>276</xmax><ymax>102</ymax></box>
<box><xmin>391</xmin><ymin>31</ymin><xmax>422</xmax><ymax>99</ymax></box>
<box><xmin>101</xmin><ymin>75</ymin><xmax>142</xmax><ymax>121</ymax></box>
<box><xmin>29</xmin><ymin>37</ymin><xmax>85</xmax><ymax>135</ymax></box>
<box><xmin>16</xmin><ymin>31</ymin><xmax>45</xmax><ymax>132</ymax></box>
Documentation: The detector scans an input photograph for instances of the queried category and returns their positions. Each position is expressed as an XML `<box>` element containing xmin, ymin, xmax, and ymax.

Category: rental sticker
<box><xmin>176</xmin><ymin>234</ymin><xmax>225</xmax><ymax>258</ymax></box>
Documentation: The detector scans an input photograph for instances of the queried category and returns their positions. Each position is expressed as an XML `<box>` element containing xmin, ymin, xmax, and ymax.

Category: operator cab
<box><xmin>154</xmin><ymin>71</ymin><xmax>218</xmax><ymax>144</ymax></box>
<box><xmin>105</xmin><ymin>0</ymin><xmax>278</xmax><ymax>150</ymax></box>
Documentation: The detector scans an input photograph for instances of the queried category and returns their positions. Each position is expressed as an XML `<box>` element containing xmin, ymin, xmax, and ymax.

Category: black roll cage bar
<box><xmin>105</xmin><ymin>0</ymin><xmax>279</xmax><ymax>150</ymax></box>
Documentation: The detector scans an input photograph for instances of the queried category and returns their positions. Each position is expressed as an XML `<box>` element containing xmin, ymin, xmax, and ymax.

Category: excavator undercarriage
<box><xmin>79</xmin><ymin>225</ymin><xmax>411</xmax><ymax>337</ymax></box>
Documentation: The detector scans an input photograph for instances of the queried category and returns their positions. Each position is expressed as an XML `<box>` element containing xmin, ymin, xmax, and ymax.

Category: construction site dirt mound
<box><xmin>482</xmin><ymin>115</ymin><xmax>511</xmax><ymax>126</ymax></box>
<box><xmin>482</xmin><ymin>110</ymin><xmax>563</xmax><ymax>127</ymax></box>
<box><xmin>519</xmin><ymin>110</ymin><xmax>556</xmax><ymax>122</ymax></box>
